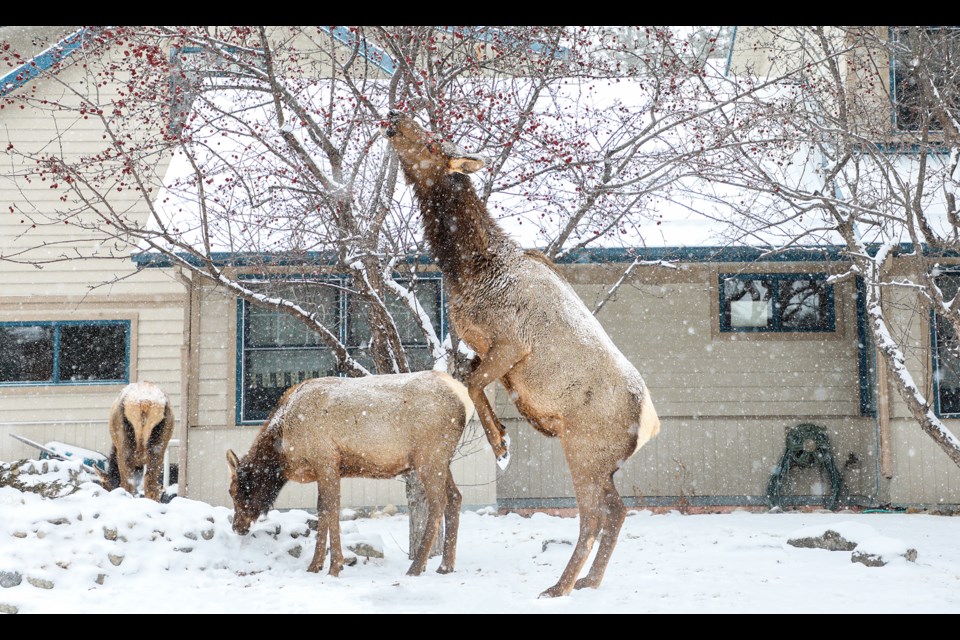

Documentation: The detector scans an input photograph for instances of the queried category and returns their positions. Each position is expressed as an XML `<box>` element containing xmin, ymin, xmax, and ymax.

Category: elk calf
<box><xmin>101</xmin><ymin>381</ymin><xmax>175</xmax><ymax>501</ymax></box>
<box><xmin>226</xmin><ymin>370</ymin><xmax>473</xmax><ymax>577</ymax></box>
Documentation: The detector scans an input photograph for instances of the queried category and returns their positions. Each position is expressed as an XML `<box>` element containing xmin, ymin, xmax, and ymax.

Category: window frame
<box><xmin>0</xmin><ymin>319</ymin><xmax>131</xmax><ymax>387</ymax></box>
<box><xmin>234</xmin><ymin>273</ymin><xmax>444</xmax><ymax>424</ymax></box>
<box><xmin>718</xmin><ymin>273</ymin><xmax>836</xmax><ymax>334</ymax></box>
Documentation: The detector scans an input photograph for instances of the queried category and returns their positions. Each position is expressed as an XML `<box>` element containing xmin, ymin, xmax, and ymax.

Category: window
<box><xmin>890</xmin><ymin>27</ymin><xmax>960</xmax><ymax>132</ymax></box>
<box><xmin>932</xmin><ymin>273</ymin><xmax>960</xmax><ymax>416</ymax></box>
<box><xmin>237</xmin><ymin>276</ymin><xmax>442</xmax><ymax>423</ymax></box>
<box><xmin>169</xmin><ymin>45</ymin><xmax>266</xmax><ymax>136</ymax></box>
<box><xmin>719</xmin><ymin>274</ymin><xmax>835</xmax><ymax>333</ymax></box>
<box><xmin>0</xmin><ymin>320</ymin><xmax>130</xmax><ymax>385</ymax></box>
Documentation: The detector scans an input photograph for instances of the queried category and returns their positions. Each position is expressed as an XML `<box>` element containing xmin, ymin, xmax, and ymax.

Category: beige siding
<box><xmin>0</xmin><ymin>296</ymin><xmax>185</xmax><ymax>464</ymax></box>
<box><xmin>185</xmin><ymin>423</ymin><xmax>496</xmax><ymax>510</ymax></box>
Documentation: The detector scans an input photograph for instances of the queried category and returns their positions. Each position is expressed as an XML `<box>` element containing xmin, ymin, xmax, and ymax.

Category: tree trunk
<box><xmin>405</xmin><ymin>471</ymin><xmax>442</xmax><ymax>559</ymax></box>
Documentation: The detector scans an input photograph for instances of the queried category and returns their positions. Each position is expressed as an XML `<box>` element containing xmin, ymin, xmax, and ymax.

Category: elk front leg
<box><xmin>317</xmin><ymin>467</ymin><xmax>344</xmax><ymax>577</ymax></box>
<box><xmin>465</xmin><ymin>341</ymin><xmax>528</xmax><ymax>468</ymax></box>
<box><xmin>437</xmin><ymin>469</ymin><xmax>462</xmax><ymax>574</ymax></box>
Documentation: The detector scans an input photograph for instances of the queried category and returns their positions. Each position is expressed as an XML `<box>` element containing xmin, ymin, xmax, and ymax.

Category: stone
<box><xmin>542</xmin><ymin>538</ymin><xmax>573</xmax><ymax>552</ymax></box>
<box><xmin>382</xmin><ymin>504</ymin><xmax>398</xmax><ymax>516</ymax></box>
<box><xmin>787</xmin><ymin>529</ymin><xmax>857</xmax><ymax>551</ymax></box>
<box><xmin>0</xmin><ymin>603</ymin><xmax>17</xmax><ymax>614</ymax></box>
<box><xmin>11</xmin><ymin>532</ymin><xmax>26</xmax><ymax>539</ymax></box>
<box><xmin>95</xmin><ymin>574</ymin><xmax>106</xmax><ymax>585</ymax></box>
<box><xmin>0</xmin><ymin>572</ymin><xmax>22</xmax><ymax>588</ymax></box>
<box><xmin>287</xmin><ymin>545</ymin><xmax>302</xmax><ymax>558</ymax></box>
<box><xmin>174</xmin><ymin>547</ymin><xmax>193</xmax><ymax>553</ymax></box>
<box><xmin>851</xmin><ymin>548</ymin><xmax>917</xmax><ymax>567</ymax></box>
<box><xmin>108</xmin><ymin>554</ymin><xmax>124</xmax><ymax>566</ymax></box>
<box><xmin>346</xmin><ymin>540</ymin><xmax>384</xmax><ymax>559</ymax></box>
<box><xmin>102</xmin><ymin>527</ymin><xmax>118</xmax><ymax>541</ymax></box>
<box><xmin>183</xmin><ymin>531</ymin><xmax>198</xmax><ymax>541</ymax></box>
<box><xmin>26</xmin><ymin>576</ymin><xmax>54</xmax><ymax>589</ymax></box>
<box><xmin>201</xmin><ymin>529</ymin><xmax>215</xmax><ymax>541</ymax></box>
<box><xmin>47</xmin><ymin>517</ymin><xmax>69</xmax><ymax>526</ymax></box>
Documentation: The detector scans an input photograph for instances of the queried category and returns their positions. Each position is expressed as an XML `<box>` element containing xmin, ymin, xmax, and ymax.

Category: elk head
<box><xmin>384</xmin><ymin>111</ymin><xmax>486</xmax><ymax>191</ymax></box>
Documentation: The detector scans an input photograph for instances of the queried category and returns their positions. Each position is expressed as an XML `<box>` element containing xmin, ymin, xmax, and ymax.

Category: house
<box><xmin>3</xmin><ymin>26</ymin><xmax>960</xmax><ymax>513</ymax></box>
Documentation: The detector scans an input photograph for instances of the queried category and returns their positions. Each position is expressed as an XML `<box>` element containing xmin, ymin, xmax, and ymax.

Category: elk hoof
<box><xmin>306</xmin><ymin>563</ymin><xmax>323</xmax><ymax>574</ymax></box>
<box><xmin>495</xmin><ymin>434</ymin><xmax>511</xmax><ymax>470</ymax></box>
<box><xmin>574</xmin><ymin>576</ymin><xmax>601</xmax><ymax>590</ymax></box>
<box><xmin>436</xmin><ymin>565</ymin><xmax>454</xmax><ymax>575</ymax></box>
<box><xmin>406</xmin><ymin>565</ymin><xmax>426</xmax><ymax>577</ymax></box>
<box><xmin>538</xmin><ymin>584</ymin><xmax>571</xmax><ymax>599</ymax></box>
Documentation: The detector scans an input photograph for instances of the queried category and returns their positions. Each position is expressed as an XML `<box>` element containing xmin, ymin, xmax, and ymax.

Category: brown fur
<box><xmin>386</xmin><ymin>113</ymin><xmax>661</xmax><ymax>597</ymax></box>
<box><xmin>102</xmin><ymin>381</ymin><xmax>175</xmax><ymax>501</ymax></box>
<box><xmin>226</xmin><ymin>370</ymin><xmax>472</xmax><ymax>577</ymax></box>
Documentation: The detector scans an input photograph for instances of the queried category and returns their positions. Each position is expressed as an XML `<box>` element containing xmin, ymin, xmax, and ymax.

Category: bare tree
<box><xmin>0</xmin><ymin>25</ymin><xmax>754</xmax><ymax>547</ymax></box>
<box><xmin>684</xmin><ymin>26</ymin><xmax>960</xmax><ymax>466</ymax></box>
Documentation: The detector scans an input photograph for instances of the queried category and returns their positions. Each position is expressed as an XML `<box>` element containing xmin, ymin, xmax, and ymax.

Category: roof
<box><xmin>0</xmin><ymin>27</ymin><xmax>89</xmax><ymax>98</ymax></box>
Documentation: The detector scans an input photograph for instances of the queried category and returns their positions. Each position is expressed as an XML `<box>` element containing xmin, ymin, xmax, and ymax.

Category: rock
<box><xmin>35</xmin><ymin>531</ymin><xmax>45</xmax><ymax>539</ymax></box>
<box><xmin>542</xmin><ymin>538</ymin><xmax>573</xmax><ymax>553</ymax></box>
<box><xmin>174</xmin><ymin>547</ymin><xmax>194</xmax><ymax>554</ymax></box>
<box><xmin>382</xmin><ymin>504</ymin><xmax>398</xmax><ymax>516</ymax></box>
<box><xmin>346</xmin><ymin>535</ymin><xmax>384</xmax><ymax>559</ymax></box>
<box><xmin>11</xmin><ymin>532</ymin><xmax>26</xmax><ymax>539</ymax></box>
<box><xmin>108</xmin><ymin>553</ymin><xmax>124</xmax><ymax>566</ymax></box>
<box><xmin>287</xmin><ymin>545</ymin><xmax>302</xmax><ymax>558</ymax></box>
<box><xmin>183</xmin><ymin>532</ymin><xmax>198</xmax><ymax>541</ymax></box>
<box><xmin>851</xmin><ymin>548</ymin><xmax>917</xmax><ymax>567</ymax></box>
<box><xmin>201</xmin><ymin>529</ymin><xmax>215</xmax><ymax>541</ymax></box>
<box><xmin>344</xmin><ymin>555</ymin><xmax>358</xmax><ymax>567</ymax></box>
<box><xmin>340</xmin><ymin>509</ymin><xmax>358</xmax><ymax>521</ymax></box>
<box><xmin>0</xmin><ymin>603</ymin><xmax>17</xmax><ymax>614</ymax></box>
<box><xmin>0</xmin><ymin>572</ymin><xmax>22</xmax><ymax>588</ymax></box>
<box><xmin>55</xmin><ymin>561</ymin><xmax>70</xmax><ymax>570</ymax></box>
<box><xmin>95</xmin><ymin>574</ymin><xmax>106</xmax><ymax>585</ymax></box>
<box><xmin>103</xmin><ymin>527</ymin><xmax>118</xmax><ymax>541</ymax></box>
<box><xmin>47</xmin><ymin>517</ymin><xmax>70</xmax><ymax>526</ymax></box>
<box><xmin>26</xmin><ymin>576</ymin><xmax>54</xmax><ymax>589</ymax></box>
<box><xmin>787</xmin><ymin>529</ymin><xmax>857</xmax><ymax>551</ymax></box>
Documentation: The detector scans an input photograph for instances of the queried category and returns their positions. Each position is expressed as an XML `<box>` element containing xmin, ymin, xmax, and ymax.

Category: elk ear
<box><xmin>226</xmin><ymin>449</ymin><xmax>240</xmax><ymax>477</ymax></box>
<box><xmin>448</xmin><ymin>156</ymin><xmax>485</xmax><ymax>174</ymax></box>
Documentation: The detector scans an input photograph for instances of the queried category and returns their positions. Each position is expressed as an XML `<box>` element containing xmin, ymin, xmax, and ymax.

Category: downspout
<box><xmin>174</xmin><ymin>267</ymin><xmax>196</xmax><ymax>497</ymax></box>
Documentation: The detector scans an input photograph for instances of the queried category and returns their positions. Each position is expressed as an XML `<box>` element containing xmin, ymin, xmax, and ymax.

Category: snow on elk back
<box><xmin>102</xmin><ymin>381</ymin><xmax>175</xmax><ymax>502</ymax></box>
<box><xmin>385</xmin><ymin>112</ymin><xmax>660</xmax><ymax>598</ymax></box>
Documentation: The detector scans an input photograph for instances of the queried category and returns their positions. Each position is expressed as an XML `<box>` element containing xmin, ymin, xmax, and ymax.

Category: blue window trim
<box><xmin>0</xmin><ymin>319</ymin><xmax>130</xmax><ymax>387</ymax></box>
<box><xmin>0</xmin><ymin>28</ymin><xmax>90</xmax><ymax>99</ymax></box>
<box><xmin>718</xmin><ymin>273</ymin><xmax>836</xmax><ymax>333</ymax></box>
<box><xmin>234</xmin><ymin>273</ymin><xmax>444</xmax><ymax>425</ymax></box>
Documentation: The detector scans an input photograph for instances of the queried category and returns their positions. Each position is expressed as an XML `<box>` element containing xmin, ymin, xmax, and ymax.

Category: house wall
<box><xmin>497</xmin><ymin>261</ymin><xmax>878</xmax><ymax>508</ymax></box>
<box><xmin>0</xmin><ymin>31</ymin><xmax>185</xmax><ymax>466</ymax></box>
<box><xmin>178</xmin><ymin>279</ymin><xmax>497</xmax><ymax>509</ymax></box>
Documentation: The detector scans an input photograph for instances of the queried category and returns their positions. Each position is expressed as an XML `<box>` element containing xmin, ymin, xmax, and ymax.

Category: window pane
<box><xmin>936</xmin><ymin>274</ymin><xmax>960</xmax><ymax>414</ymax></box>
<box><xmin>389</xmin><ymin>281</ymin><xmax>441</xmax><ymax>345</ymax></box>
<box><xmin>724</xmin><ymin>278</ymin><xmax>772</xmax><ymax>329</ymax></box>
<box><xmin>0</xmin><ymin>326</ymin><xmax>53</xmax><ymax>382</ymax></box>
<box><xmin>247</xmin><ymin>284</ymin><xmax>339</xmax><ymax>348</ymax></box>
<box><xmin>892</xmin><ymin>27</ymin><xmax>960</xmax><ymax>132</ymax></box>
<box><xmin>779</xmin><ymin>279</ymin><xmax>830</xmax><ymax>330</ymax></box>
<box><xmin>59</xmin><ymin>324</ymin><xmax>127</xmax><ymax>381</ymax></box>
<box><xmin>244</xmin><ymin>349</ymin><xmax>337</xmax><ymax>420</ymax></box>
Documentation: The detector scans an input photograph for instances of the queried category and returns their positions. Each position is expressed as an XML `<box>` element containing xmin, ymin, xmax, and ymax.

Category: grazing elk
<box><xmin>225</xmin><ymin>370</ymin><xmax>472</xmax><ymax>577</ymax></box>
<box><xmin>385</xmin><ymin>112</ymin><xmax>660</xmax><ymax>598</ymax></box>
<box><xmin>100</xmin><ymin>381</ymin><xmax>175</xmax><ymax>502</ymax></box>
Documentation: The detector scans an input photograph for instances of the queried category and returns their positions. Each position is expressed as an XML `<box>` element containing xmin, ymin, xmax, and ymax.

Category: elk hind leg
<box><xmin>540</xmin><ymin>474</ymin><xmax>603</xmax><ymax>598</ymax></box>
<box><xmin>307</xmin><ymin>486</ymin><xmax>329</xmax><ymax>574</ymax></box>
<box><xmin>316</xmin><ymin>467</ymin><xmax>344</xmax><ymax>577</ymax></box>
<box><xmin>437</xmin><ymin>469</ymin><xmax>462</xmax><ymax>574</ymax></box>
<box><xmin>574</xmin><ymin>475</ymin><xmax>626</xmax><ymax>591</ymax></box>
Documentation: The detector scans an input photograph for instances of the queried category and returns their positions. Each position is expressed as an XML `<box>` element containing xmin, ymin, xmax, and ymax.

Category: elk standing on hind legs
<box><xmin>100</xmin><ymin>381</ymin><xmax>175</xmax><ymax>502</ymax></box>
<box><xmin>385</xmin><ymin>112</ymin><xmax>661</xmax><ymax>598</ymax></box>
<box><xmin>226</xmin><ymin>370</ymin><xmax>472</xmax><ymax>577</ymax></box>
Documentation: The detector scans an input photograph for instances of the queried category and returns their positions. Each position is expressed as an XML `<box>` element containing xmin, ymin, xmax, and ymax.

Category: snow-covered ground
<box><xmin>2</xmin><ymin>458</ymin><xmax>960</xmax><ymax>614</ymax></box>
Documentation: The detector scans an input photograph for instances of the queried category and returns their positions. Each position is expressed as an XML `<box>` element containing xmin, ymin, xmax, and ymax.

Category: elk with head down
<box><xmin>100</xmin><ymin>381</ymin><xmax>175</xmax><ymax>502</ymax></box>
<box><xmin>226</xmin><ymin>370</ymin><xmax>472</xmax><ymax>577</ymax></box>
<box><xmin>384</xmin><ymin>112</ymin><xmax>661</xmax><ymax>598</ymax></box>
